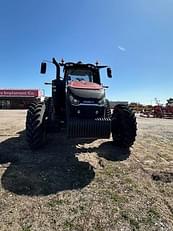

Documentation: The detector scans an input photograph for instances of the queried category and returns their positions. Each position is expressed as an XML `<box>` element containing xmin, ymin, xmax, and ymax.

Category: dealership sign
<box><xmin>0</xmin><ymin>89</ymin><xmax>41</xmax><ymax>97</ymax></box>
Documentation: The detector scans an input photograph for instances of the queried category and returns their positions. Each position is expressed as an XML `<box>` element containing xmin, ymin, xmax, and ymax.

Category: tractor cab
<box><xmin>63</xmin><ymin>62</ymin><xmax>101</xmax><ymax>85</ymax></box>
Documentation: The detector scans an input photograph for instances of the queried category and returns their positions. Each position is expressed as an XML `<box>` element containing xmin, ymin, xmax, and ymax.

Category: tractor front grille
<box><xmin>67</xmin><ymin>118</ymin><xmax>111</xmax><ymax>138</ymax></box>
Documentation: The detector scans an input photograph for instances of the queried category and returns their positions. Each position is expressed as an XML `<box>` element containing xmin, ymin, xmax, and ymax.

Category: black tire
<box><xmin>105</xmin><ymin>99</ymin><xmax>111</xmax><ymax>118</ymax></box>
<box><xmin>26</xmin><ymin>101</ymin><xmax>38</xmax><ymax>127</ymax></box>
<box><xmin>111</xmin><ymin>104</ymin><xmax>137</xmax><ymax>147</ymax></box>
<box><xmin>26</xmin><ymin>102</ymin><xmax>47</xmax><ymax>150</ymax></box>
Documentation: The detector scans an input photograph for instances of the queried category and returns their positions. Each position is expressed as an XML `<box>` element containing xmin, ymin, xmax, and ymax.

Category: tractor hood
<box><xmin>68</xmin><ymin>81</ymin><xmax>102</xmax><ymax>90</ymax></box>
<box><xmin>68</xmin><ymin>81</ymin><xmax>105</xmax><ymax>100</ymax></box>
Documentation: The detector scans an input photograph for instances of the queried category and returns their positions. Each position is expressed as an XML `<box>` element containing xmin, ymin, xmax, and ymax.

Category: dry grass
<box><xmin>0</xmin><ymin>110</ymin><xmax>173</xmax><ymax>231</ymax></box>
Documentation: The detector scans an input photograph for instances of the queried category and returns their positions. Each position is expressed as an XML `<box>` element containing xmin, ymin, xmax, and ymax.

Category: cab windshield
<box><xmin>66</xmin><ymin>69</ymin><xmax>93</xmax><ymax>83</ymax></box>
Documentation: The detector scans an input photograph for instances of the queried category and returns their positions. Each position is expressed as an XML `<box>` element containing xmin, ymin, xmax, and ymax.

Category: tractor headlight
<box><xmin>69</xmin><ymin>95</ymin><xmax>80</xmax><ymax>106</ymax></box>
<box><xmin>72</xmin><ymin>98</ymin><xmax>80</xmax><ymax>105</ymax></box>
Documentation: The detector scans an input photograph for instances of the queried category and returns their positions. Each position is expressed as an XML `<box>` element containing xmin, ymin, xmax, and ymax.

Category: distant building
<box><xmin>0</xmin><ymin>89</ymin><xmax>43</xmax><ymax>109</ymax></box>
<box><xmin>109</xmin><ymin>101</ymin><xmax>128</xmax><ymax>109</ymax></box>
<box><xmin>129</xmin><ymin>102</ymin><xmax>144</xmax><ymax>112</ymax></box>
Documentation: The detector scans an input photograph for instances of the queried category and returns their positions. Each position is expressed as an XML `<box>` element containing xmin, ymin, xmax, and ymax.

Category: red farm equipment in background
<box><xmin>153</xmin><ymin>98</ymin><xmax>173</xmax><ymax>119</ymax></box>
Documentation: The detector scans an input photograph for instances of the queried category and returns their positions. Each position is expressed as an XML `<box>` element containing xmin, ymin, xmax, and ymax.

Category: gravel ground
<box><xmin>0</xmin><ymin>110</ymin><xmax>173</xmax><ymax>231</ymax></box>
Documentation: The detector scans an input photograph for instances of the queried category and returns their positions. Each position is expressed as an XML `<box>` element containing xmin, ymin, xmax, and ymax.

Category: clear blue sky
<box><xmin>0</xmin><ymin>0</ymin><xmax>173</xmax><ymax>104</ymax></box>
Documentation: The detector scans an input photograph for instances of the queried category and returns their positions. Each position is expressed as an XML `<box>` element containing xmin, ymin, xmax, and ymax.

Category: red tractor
<box><xmin>26</xmin><ymin>58</ymin><xmax>137</xmax><ymax>149</ymax></box>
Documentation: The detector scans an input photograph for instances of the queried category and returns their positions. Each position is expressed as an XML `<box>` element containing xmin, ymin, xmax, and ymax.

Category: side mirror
<box><xmin>40</xmin><ymin>62</ymin><xmax>47</xmax><ymax>74</ymax></box>
<box><xmin>107</xmin><ymin>68</ymin><xmax>112</xmax><ymax>78</ymax></box>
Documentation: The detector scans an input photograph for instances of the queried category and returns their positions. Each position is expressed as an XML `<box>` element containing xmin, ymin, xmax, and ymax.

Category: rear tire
<box><xmin>26</xmin><ymin>102</ymin><xmax>47</xmax><ymax>150</ymax></box>
<box><xmin>111</xmin><ymin>104</ymin><xmax>137</xmax><ymax>147</ymax></box>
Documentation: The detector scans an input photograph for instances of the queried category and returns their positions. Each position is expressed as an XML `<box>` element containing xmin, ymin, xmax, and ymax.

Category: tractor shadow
<box><xmin>0</xmin><ymin>131</ymin><xmax>95</xmax><ymax>196</ymax></box>
<box><xmin>0</xmin><ymin>130</ymin><xmax>130</xmax><ymax>196</ymax></box>
<box><xmin>75</xmin><ymin>140</ymin><xmax>130</xmax><ymax>162</ymax></box>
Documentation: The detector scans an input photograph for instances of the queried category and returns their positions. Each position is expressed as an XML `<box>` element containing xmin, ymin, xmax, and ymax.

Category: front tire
<box><xmin>111</xmin><ymin>104</ymin><xmax>137</xmax><ymax>147</ymax></box>
<box><xmin>26</xmin><ymin>102</ymin><xmax>47</xmax><ymax>150</ymax></box>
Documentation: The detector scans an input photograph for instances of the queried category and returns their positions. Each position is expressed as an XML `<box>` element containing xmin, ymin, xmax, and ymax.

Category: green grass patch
<box><xmin>21</xmin><ymin>224</ymin><xmax>32</xmax><ymax>231</ymax></box>
<box><xmin>106</xmin><ymin>191</ymin><xmax>128</xmax><ymax>204</ymax></box>
<box><xmin>120</xmin><ymin>211</ymin><xmax>139</xmax><ymax>230</ymax></box>
<box><xmin>47</xmin><ymin>199</ymin><xmax>64</xmax><ymax>207</ymax></box>
<box><xmin>64</xmin><ymin>220</ymin><xmax>74</xmax><ymax>229</ymax></box>
<box><xmin>135</xmin><ymin>207</ymin><xmax>161</xmax><ymax>226</ymax></box>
